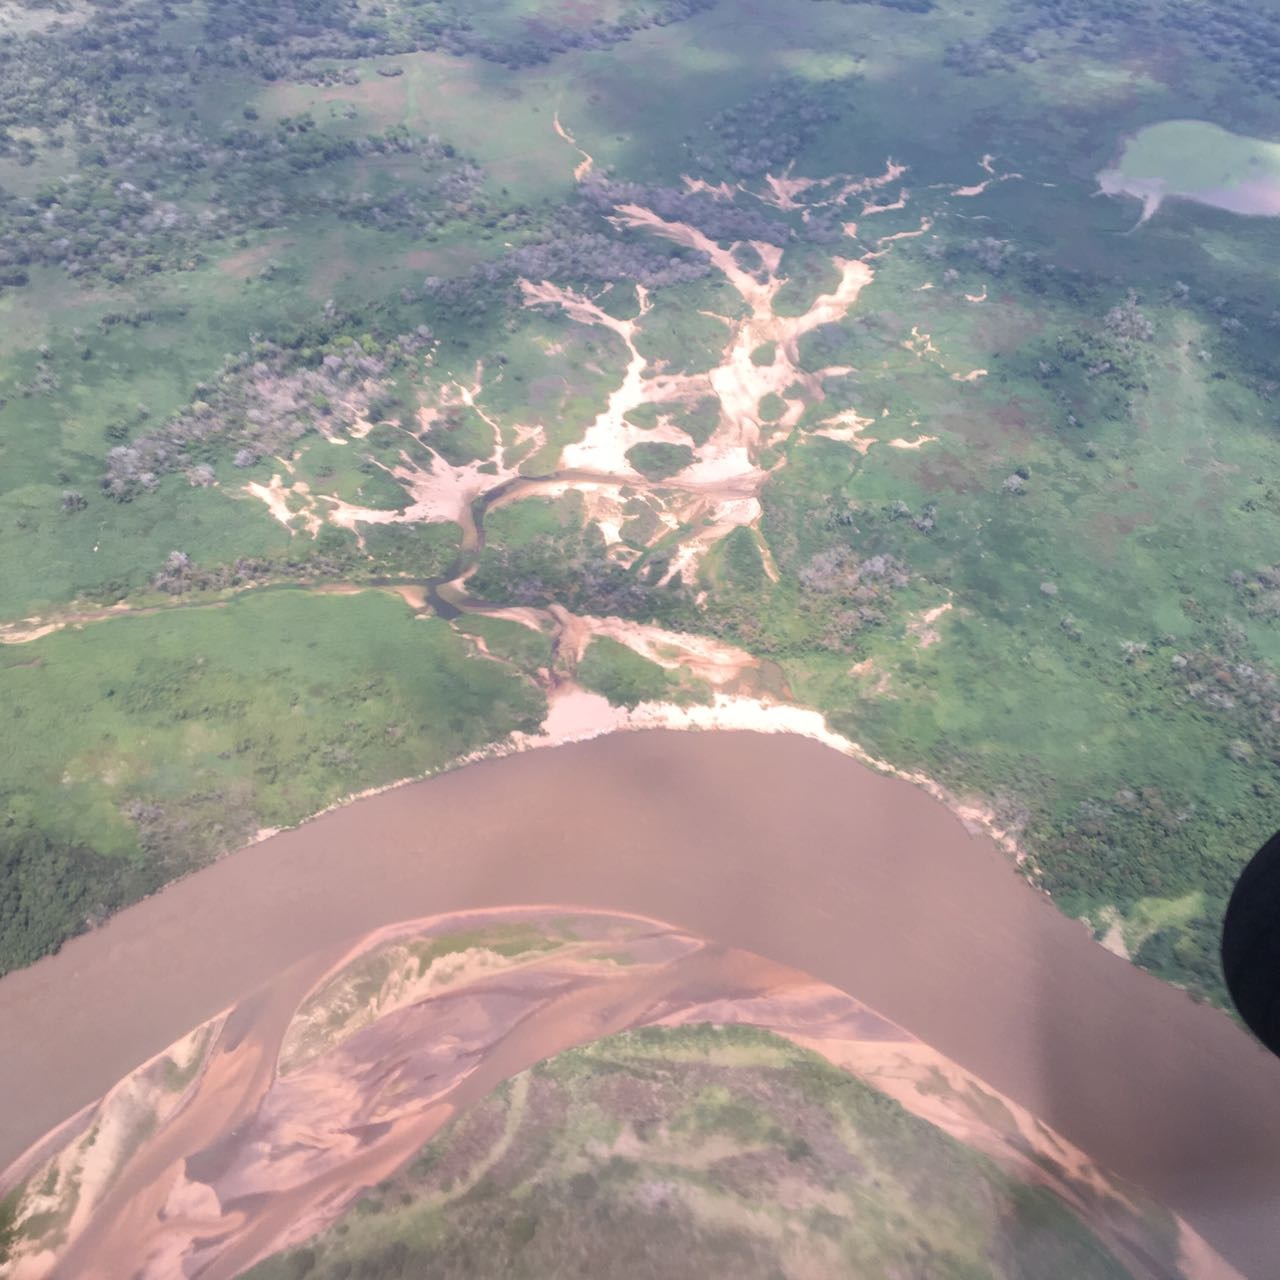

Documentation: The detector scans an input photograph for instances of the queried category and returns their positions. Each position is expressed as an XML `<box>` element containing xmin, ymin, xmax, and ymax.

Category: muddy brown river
<box><xmin>2</xmin><ymin>731</ymin><xmax>1279</xmax><ymax>1276</ymax></box>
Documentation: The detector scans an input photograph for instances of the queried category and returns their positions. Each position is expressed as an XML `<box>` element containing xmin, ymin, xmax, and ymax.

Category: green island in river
<box><xmin>3</xmin><ymin>0</ymin><xmax>1280</xmax><ymax>1274</ymax></box>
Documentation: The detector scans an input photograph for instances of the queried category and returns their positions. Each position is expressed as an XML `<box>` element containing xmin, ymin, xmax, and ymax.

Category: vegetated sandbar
<box><xmin>1098</xmin><ymin>118</ymin><xmax>1280</xmax><ymax>222</ymax></box>
<box><xmin>1</xmin><ymin>731</ymin><xmax>1279</xmax><ymax>1275</ymax></box>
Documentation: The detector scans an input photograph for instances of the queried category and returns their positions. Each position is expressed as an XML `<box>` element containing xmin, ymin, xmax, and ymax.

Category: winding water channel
<box><xmin>2</xmin><ymin>731</ymin><xmax>1279</xmax><ymax>1276</ymax></box>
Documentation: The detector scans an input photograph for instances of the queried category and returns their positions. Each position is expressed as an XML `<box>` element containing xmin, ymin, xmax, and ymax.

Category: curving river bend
<box><xmin>2</xmin><ymin>731</ymin><xmax>1279</xmax><ymax>1276</ymax></box>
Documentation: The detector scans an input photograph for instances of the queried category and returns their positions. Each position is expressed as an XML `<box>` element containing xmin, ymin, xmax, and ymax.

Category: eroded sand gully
<box><xmin>552</xmin><ymin>111</ymin><xmax>594</xmax><ymax>183</ymax></box>
<box><xmin>513</xmin><ymin>199</ymin><xmax>876</xmax><ymax>579</ymax></box>
<box><xmin>1</xmin><ymin>170</ymin><xmax>952</xmax><ymax>651</ymax></box>
<box><xmin>1</xmin><ymin>908</ymin><xmax>1235</xmax><ymax>1280</ymax></box>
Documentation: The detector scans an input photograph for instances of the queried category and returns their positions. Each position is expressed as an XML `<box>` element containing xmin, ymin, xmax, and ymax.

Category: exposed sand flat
<box><xmin>904</xmin><ymin>325</ymin><xmax>941</xmax><ymax>359</ymax></box>
<box><xmin>523</xmin><ymin>279</ymin><xmax>661</xmax><ymax>477</ymax></box>
<box><xmin>862</xmin><ymin>189</ymin><xmax>909</xmax><ymax>215</ymax></box>
<box><xmin>756</xmin><ymin>159</ymin><xmax>908</xmax><ymax>212</ymax></box>
<box><xmin>866</xmin><ymin>215</ymin><xmax>934</xmax><ymax>255</ymax></box>
<box><xmin>950</xmin><ymin>154</ymin><xmax>1023</xmax><ymax>199</ymax></box>
<box><xmin>888</xmin><ymin>434</ymin><xmax>937</xmax><ymax>449</ymax></box>
<box><xmin>243</xmin><ymin>474</ymin><xmax>323</xmax><ymax>536</ymax></box>
<box><xmin>680</xmin><ymin>173</ymin><xmax>736</xmax><ymax>200</ymax></box>
<box><xmin>387</xmin><ymin>583</ymin><xmax>427</xmax><ymax>609</ymax></box>
<box><xmin>906</xmin><ymin>599</ymin><xmax>953</xmax><ymax>647</ymax></box>
<box><xmin>527</xmin><ymin>205</ymin><xmax>873</xmax><ymax>579</ymax></box>
<box><xmin>813</xmin><ymin>407</ymin><xmax>878</xmax><ymax>452</ymax></box>
<box><xmin>661</xmin><ymin>494</ymin><xmax>765</xmax><ymax>584</ymax></box>
<box><xmin>0</xmin><ymin>617</ymin><xmax>68</xmax><ymax>644</ymax></box>
<box><xmin>566</xmin><ymin>614</ymin><xmax>757</xmax><ymax>687</ymax></box>
<box><xmin>551</xmin><ymin>111</ymin><xmax>594</xmax><ymax>183</ymax></box>
<box><xmin>218</xmin><ymin>182</ymin><xmax>910</xmax><ymax>589</ymax></box>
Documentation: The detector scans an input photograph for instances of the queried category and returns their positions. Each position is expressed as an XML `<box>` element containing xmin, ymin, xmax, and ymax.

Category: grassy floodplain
<box><xmin>0</xmin><ymin>592</ymin><xmax>543</xmax><ymax>970</ymax></box>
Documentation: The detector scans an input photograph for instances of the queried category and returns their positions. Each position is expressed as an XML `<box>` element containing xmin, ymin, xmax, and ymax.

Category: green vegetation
<box><xmin>247</xmin><ymin>1024</ymin><xmax>1151</xmax><ymax>1280</ymax></box>
<box><xmin>0</xmin><ymin>1183</ymin><xmax>21</xmax><ymax>1266</ymax></box>
<box><xmin>756</xmin><ymin>392</ymin><xmax>787</xmax><ymax>422</ymax></box>
<box><xmin>455</xmin><ymin>615</ymin><xmax>553</xmax><ymax>674</ymax></box>
<box><xmin>0</xmin><ymin>592</ymin><xmax>543</xmax><ymax>973</ymax></box>
<box><xmin>625</xmin><ymin>442</ymin><xmax>694</xmax><ymax>480</ymax></box>
<box><xmin>625</xmin><ymin>397</ymin><xmax>721</xmax><ymax>446</ymax></box>
<box><xmin>577</xmin><ymin>637</ymin><xmax>673</xmax><ymax>708</ymax></box>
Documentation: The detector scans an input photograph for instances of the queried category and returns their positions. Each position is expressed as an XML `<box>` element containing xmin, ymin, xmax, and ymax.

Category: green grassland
<box><xmin>2</xmin><ymin>0</ymin><xmax>1280</xmax><ymax>1000</ymax></box>
<box><xmin>247</xmin><ymin>1024</ymin><xmax>1154</xmax><ymax>1280</ymax></box>
<box><xmin>577</xmin><ymin>635</ymin><xmax>708</xmax><ymax>708</ymax></box>
<box><xmin>0</xmin><ymin>591</ymin><xmax>543</xmax><ymax>972</ymax></box>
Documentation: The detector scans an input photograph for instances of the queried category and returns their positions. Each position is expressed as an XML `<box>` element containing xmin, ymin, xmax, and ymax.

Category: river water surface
<box><xmin>2</xmin><ymin>731</ymin><xmax>1279</xmax><ymax>1276</ymax></box>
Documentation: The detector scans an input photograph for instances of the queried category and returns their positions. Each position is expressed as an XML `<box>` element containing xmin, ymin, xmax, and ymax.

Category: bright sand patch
<box><xmin>552</xmin><ymin>112</ymin><xmax>594</xmax><ymax>183</ymax></box>
<box><xmin>1099</xmin><ymin>119</ymin><xmax>1280</xmax><ymax>223</ymax></box>
<box><xmin>232</xmin><ymin>173</ymin><xmax>950</xmax><ymax>589</ymax></box>
<box><xmin>522</xmin><ymin>199</ymin><xmax>875</xmax><ymax>579</ymax></box>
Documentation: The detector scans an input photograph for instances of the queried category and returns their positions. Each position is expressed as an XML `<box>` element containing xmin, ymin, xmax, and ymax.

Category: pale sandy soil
<box><xmin>864</xmin><ymin>215</ymin><xmax>934</xmax><ymax>256</ymax></box>
<box><xmin>949</xmin><ymin>154</ymin><xmax>1023</xmax><ymax>199</ymax></box>
<box><xmin>2</xmin><ymin>906</ymin><xmax>1231</xmax><ymax>1280</ymax></box>
<box><xmin>906</xmin><ymin>598</ymin><xmax>954</xmax><ymax>647</ymax></box>
<box><xmin>220</xmin><ymin>174</ymin><xmax>960</xmax><ymax>594</ymax></box>
<box><xmin>556</xmin><ymin>610</ymin><xmax>757</xmax><ymax>687</ymax></box>
<box><xmin>387</xmin><ymin>583</ymin><xmax>427</xmax><ymax>609</ymax></box>
<box><xmin>209</xmin><ymin>602</ymin><xmax>1029</xmax><ymax>876</ymax></box>
<box><xmin>521</xmin><ymin>199</ymin><xmax>875</xmax><ymax>580</ymax></box>
<box><xmin>903</xmin><ymin>324</ymin><xmax>941</xmax><ymax>359</ymax></box>
<box><xmin>552</xmin><ymin>112</ymin><xmax>594</xmax><ymax>183</ymax></box>
<box><xmin>756</xmin><ymin>159</ymin><xmax>907</xmax><ymax>212</ymax></box>
<box><xmin>862</xmin><ymin>188</ymin><xmax>910</xmax><ymax>215</ymax></box>
<box><xmin>1091</xmin><ymin>905</ymin><xmax>1134</xmax><ymax>960</ymax></box>
<box><xmin>244</xmin><ymin>474</ymin><xmax>326</xmax><ymax>536</ymax></box>
<box><xmin>812</xmin><ymin>407</ymin><xmax>878</xmax><ymax>452</ymax></box>
<box><xmin>680</xmin><ymin>173</ymin><xmax>737</xmax><ymax>200</ymax></box>
<box><xmin>0</xmin><ymin>618</ymin><xmax>69</xmax><ymax>644</ymax></box>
